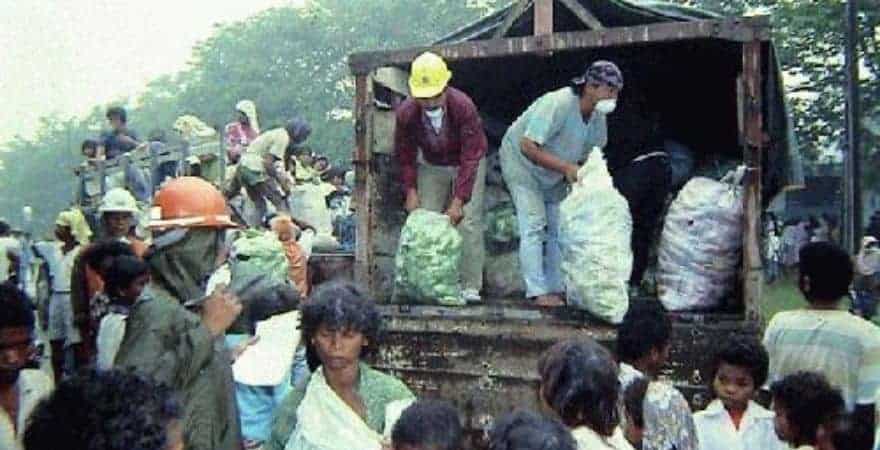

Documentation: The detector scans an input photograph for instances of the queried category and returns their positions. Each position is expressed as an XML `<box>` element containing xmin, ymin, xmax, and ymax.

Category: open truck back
<box><xmin>347</xmin><ymin>1</ymin><xmax>801</xmax><ymax>445</ymax></box>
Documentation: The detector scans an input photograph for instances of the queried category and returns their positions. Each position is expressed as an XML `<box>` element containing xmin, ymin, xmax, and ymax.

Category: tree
<box><xmin>0</xmin><ymin>0</ymin><xmax>501</xmax><ymax>233</ymax></box>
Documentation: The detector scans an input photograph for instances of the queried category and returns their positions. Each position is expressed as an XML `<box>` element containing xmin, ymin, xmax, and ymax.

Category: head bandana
<box><xmin>56</xmin><ymin>209</ymin><xmax>93</xmax><ymax>245</ymax></box>
<box><xmin>236</xmin><ymin>100</ymin><xmax>261</xmax><ymax>134</ymax></box>
<box><xmin>573</xmin><ymin>60</ymin><xmax>624</xmax><ymax>90</ymax></box>
<box><xmin>286</xmin><ymin>117</ymin><xmax>312</xmax><ymax>146</ymax></box>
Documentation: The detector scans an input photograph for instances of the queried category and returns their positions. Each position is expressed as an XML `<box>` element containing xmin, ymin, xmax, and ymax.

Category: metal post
<box><xmin>121</xmin><ymin>154</ymin><xmax>131</xmax><ymax>192</ymax></box>
<box><xmin>149</xmin><ymin>142</ymin><xmax>159</xmax><ymax>194</ymax></box>
<box><xmin>843</xmin><ymin>0</ymin><xmax>862</xmax><ymax>253</ymax></box>
<box><xmin>218</xmin><ymin>127</ymin><xmax>227</xmax><ymax>186</ymax></box>
<box><xmin>181</xmin><ymin>143</ymin><xmax>191</xmax><ymax>177</ymax></box>
<box><xmin>98</xmin><ymin>159</ymin><xmax>107</xmax><ymax>197</ymax></box>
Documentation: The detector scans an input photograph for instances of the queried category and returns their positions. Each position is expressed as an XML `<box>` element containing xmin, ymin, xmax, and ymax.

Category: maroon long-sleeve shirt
<box><xmin>394</xmin><ymin>87</ymin><xmax>488</xmax><ymax>202</ymax></box>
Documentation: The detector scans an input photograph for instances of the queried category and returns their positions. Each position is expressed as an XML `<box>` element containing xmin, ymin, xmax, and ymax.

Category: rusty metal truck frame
<box><xmin>348</xmin><ymin>14</ymin><xmax>769</xmax><ymax>323</ymax></box>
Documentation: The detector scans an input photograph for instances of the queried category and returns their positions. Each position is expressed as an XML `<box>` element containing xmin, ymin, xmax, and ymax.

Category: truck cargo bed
<box><xmin>370</xmin><ymin>299</ymin><xmax>759</xmax><ymax>446</ymax></box>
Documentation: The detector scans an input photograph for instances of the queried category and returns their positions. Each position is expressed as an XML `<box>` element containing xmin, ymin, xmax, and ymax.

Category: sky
<box><xmin>0</xmin><ymin>0</ymin><xmax>302</xmax><ymax>147</ymax></box>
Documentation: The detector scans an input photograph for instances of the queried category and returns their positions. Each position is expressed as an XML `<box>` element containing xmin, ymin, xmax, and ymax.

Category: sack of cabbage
<box><xmin>559</xmin><ymin>149</ymin><xmax>633</xmax><ymax>324</ymax></box>
<box><xmin>393</xmin><ymin>209</ymin><xmax>464</xmax><ymax>306</ymax></box>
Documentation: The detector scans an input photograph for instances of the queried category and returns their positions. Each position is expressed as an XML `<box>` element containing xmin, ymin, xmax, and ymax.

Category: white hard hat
<box><xmin>99</xmin><ymin>188</ymin><xmax>139</xmax><ymax>214</ymax></box>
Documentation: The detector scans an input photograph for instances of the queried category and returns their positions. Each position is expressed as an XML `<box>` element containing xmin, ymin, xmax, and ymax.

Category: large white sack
<box><xmin>560</xmin><ymin>150</ymin><xmax>632</xmax><ymax>324</ymax></box>
<box><xmin>289</xmin><ymin>182</ymin><xmax>335</xmax><ymax>236</ymax></box>
<box><xmin>657</xmin><ymin>169</ymin><xmax>744</xmax><ymax>311</ymax></box>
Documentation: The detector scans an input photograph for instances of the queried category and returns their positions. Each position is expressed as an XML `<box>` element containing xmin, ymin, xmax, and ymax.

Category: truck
<box><xmin>347</xmin><ymin>0</ymin><xmax>802</xmax><ymax>446</ymax></box>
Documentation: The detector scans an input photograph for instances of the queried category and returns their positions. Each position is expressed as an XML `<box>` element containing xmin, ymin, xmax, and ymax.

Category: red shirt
<box><xmin>394</xmin><ymin>87</ymin><xmax>488</xmax><ymax>202</ymax></box>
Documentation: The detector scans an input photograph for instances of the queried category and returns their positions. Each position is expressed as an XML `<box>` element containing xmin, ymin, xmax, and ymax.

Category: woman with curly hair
<box><xmin>537</xmin><ymin>338</ymin><xmax>633</xmax><ymax>450</ymax></box>
<box><xmin>266</xmin><ymin>282</ymin><xmax>415</xmax><ymax>450</ymax></box>
<box><xmin>23</xmin><ymin>369</ymin><xmax>182</xmax><ymax>450</ymax></box>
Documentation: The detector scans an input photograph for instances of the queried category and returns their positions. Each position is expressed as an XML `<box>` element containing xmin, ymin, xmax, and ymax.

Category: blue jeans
<box><xmin>508</xmin><ymin>185</ymin><xmax>563</xmax><ymax>298</ymax></box>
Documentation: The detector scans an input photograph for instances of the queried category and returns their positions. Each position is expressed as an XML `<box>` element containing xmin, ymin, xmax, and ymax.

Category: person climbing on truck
<box><xmin>395</xmin><ymin>51</ymin><xmax>489</xmax><ymax>304</ymax></box>
<box><xmin>226</xmin><ymin>118</ymin><xmax>308</xmax><ymax>226</ymax></box>
<box><xmin>500</xmin><ymin>60</ymin><xmax>622</xmax><ymax>307</ymax></box>
<box><xmin>225</xmin><ymin>99</ymin><xmax>261</xmax><ymax>165</ymax></box>
<box><xmin>101</xmin><ymin>106</ymin><xmax>141</xmax><ymax>160</ymax></box>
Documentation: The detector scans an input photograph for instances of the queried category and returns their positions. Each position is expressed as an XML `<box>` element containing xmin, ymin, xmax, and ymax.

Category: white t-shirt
<box><xmin>42</xmin><ymin>243</ymin><xmax>81</xmax><ymax>292</ymax></box>
<box><xmin>0</xmin><ymin>369</ymin><xmax>53</xmax><ymax>450</ymax></box>
<box><xmin>572</xmin><ymin>426</ymin><xmax>634</xmax><ymax>450</ymax></box>
<box><xmin>693</xmin><ymin>400</ymin><xmax>787</xmax><ymax>450</ymax></box>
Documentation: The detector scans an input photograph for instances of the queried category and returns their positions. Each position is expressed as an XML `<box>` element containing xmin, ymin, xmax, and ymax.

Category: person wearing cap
<box><xmin>226</xmin><ymin>119</ymin><xmax>307</xmax><ymax>226</ymax></box>
<box><xmin>395</xmin><ymin>51</ymin><xmax>489</xmax><ymax>303</ymax></box>
<box><xmin>115</xmin><ymin>177</ymin><xmax>245</xmax><ymax>450</ymax></box>
<box><xmin>70</xmin><ymin>188</ymin><xmax>148</xmax><ymax>367</ymax></box>
<box><xmin>500</xmin><ymin>60</ymin><xmax>623</xmax><ymax>307</ymax></box>
<box><xmin>225</xmin><ymin>100</ymin><xmax>261</xmax><ymax>165</ymax></box>
<box><xmin>39</xmin><ymin>210</ymin><xmax>91</xmax><ymax>381</ymax></box>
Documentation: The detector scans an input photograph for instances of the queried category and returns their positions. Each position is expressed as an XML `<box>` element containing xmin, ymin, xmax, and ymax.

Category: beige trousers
<box><xmin>417</xmin><ymin>157</ymin><xmax>487</xmax><ymax>292</ymax></box>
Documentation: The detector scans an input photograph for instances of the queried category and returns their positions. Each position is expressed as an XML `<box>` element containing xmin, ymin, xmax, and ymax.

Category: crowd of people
<box><xmin>1</xmin><ymin>50</ymin><xmax>880</xmax><ymax>450</ymax></box>
<box><xmin>77</xmin><ymin>102</ymin><xmax>355</xmax><ymax>252</ymax></box>
<box><xmin>2</xmin><ymin>238</ymin><xmax>879</xmax><ymax>450</ymax></box>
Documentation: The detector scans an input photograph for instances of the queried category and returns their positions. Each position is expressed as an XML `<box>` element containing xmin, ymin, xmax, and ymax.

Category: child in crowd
<box><xmin>815</xmin><ymin>413</ymin><xmax>874</xmax><ymax>450</ymax></box>
<box><xmin>693</xmin><ymin>337</ymin><xmax>787</xmax><ymax>450</ymax></box>
<box><xmin>617</xmin><ymin>301</ymin><xmax>698</xmax><ymax>450</ymax></box>
<box><xmin>23</xmin><ymin>369</ymin><xmax>183</xmax><ymax>450</ymax></box>
<box><xmin>95</xmin><ymin>255</ymin><xmax>150</xmax><ymax>370</ymax></box>
<box><xmin>537</xmin><ymin>339</ymin><xmax>634</xmax><ymax>450</ymax></box>
<box><xmin>763</xmin><ymin>242</ymin><xmax>880</xmax><ymax>425</ymax></box>
<box><xmin>489</xmin><ymin>410</ymin><xmax>576</xmax><ymax>450</ymax></box>
<box><xmin>769</xmin><ymin>371</ymin><xmax>845</xmax><ymax>450</ymax></box>
<box><xmin>392</xmin><ymin>399</ymin><xmax>462</xmax><ymax>450</ymax></box>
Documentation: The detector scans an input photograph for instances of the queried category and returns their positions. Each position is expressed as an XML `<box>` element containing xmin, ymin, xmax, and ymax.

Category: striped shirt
<box><xmin>763</xmin><ymin>309</ymin><xmax>880</xmax><ymax>410</ymax></box>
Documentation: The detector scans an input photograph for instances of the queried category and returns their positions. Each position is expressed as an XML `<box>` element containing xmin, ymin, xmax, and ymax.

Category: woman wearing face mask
<box><xmin>500</xmin><ymin>61</ymin><xmax>623</xmax><ymax>307</ymax></box>
<box><xmin>394</xmin><ymin>52</ymin><xmax>489</xmax><ymax>305</ymax></box>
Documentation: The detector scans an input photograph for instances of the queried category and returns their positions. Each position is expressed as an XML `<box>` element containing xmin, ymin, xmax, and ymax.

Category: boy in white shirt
<box><xmin>694</xmin><ymin>337</ymin><xmax>787</xmax><ymax>450</ymax></box>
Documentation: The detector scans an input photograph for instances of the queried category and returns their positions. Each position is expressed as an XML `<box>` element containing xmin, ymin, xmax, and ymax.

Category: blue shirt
<box><xmin>500</xmin><ymin>87</ymin><xmax>607</xmax><ymax>200</ymax></box>
<box><xmin>101</xmin><ymin>128</ymin><xmax>140</xmax><ymax>159</ymax></box>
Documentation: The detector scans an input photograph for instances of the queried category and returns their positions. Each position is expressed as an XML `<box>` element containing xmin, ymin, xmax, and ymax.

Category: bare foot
<box><xmin>535</xmin><ymin>294</ymin><xmax>565</xmax><ymax>307</ymax></box>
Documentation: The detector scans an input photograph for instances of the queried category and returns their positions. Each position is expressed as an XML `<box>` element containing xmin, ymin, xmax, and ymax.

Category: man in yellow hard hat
<box><xmin>395</xmin><ymin>51</ymin><xmax>489</xmax><ymax>304</ymax></box>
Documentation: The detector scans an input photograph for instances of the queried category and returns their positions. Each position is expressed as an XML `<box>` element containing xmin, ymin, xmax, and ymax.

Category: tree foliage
<box><xmin>0</xmin><ymin>0</ymin><xmax>500</xmax><ymax>233</ymax></box>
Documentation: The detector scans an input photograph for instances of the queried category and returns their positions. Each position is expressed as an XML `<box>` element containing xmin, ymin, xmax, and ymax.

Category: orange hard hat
<box><xmin>150</xmin><ymin>177</ymin><xmax>238</xmax><ymax>229</ymax></box>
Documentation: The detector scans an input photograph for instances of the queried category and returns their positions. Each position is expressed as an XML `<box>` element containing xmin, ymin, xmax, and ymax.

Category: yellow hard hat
<box><xmin>409</xmin><ymin>52</ymin><xmax>452</xmax><ymax>99</ymax></box>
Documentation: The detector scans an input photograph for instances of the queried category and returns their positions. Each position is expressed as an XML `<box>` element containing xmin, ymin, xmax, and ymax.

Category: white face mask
<box><xmin>595</xmin><ymin>99</ymin><xmax>617</xmax><ymax>115</ymax></box>
<box><xmin>425</xmin><ymin>107</ymin><xmax>444</xmax><ymax>132</ymax></box>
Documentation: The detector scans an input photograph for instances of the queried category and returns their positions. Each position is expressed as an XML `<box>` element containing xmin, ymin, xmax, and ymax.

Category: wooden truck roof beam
<box><xmin>494</xmin><ymin>0</ymin><xmax>532</xmax><ymax>39</ymax></box>
<box><xmin>534</xmin><ymin>0</ymin><xmax>554</xmax><ymax>36</ymax></box>
<box><xmin>349</xmin><ymin>16</ymin><xmax>770</xmax><ymax>75</ymax></box>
